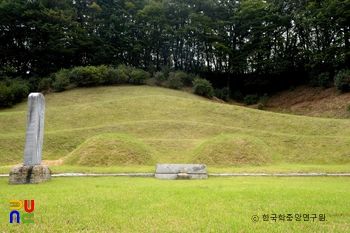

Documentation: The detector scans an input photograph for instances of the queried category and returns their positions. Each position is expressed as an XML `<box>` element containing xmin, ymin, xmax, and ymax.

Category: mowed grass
<box><xmin>63</xmin><ymin>134</ymin><xmax>157</xmax><ymax>166</ymax></box>
<box><xmin>0</xmin><ymin>85</ymin><xmax>350</xmax><ymax>173</ymax></box>
<box><xmin>0</xmin><ymin>177</ymin><xmax>349</xmax><ymax>232</ymax></box>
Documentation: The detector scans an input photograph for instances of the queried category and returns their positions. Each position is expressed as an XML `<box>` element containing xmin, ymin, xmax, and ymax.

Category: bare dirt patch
<box><xmin>229</xmin><ymin>86</ymin><xmax>350</xmax><ymax>119</ymax></box>
<box><xmin>42</xmin><ymin>158</ymin><xmax>64</xmax><ymax>166</ymax></box>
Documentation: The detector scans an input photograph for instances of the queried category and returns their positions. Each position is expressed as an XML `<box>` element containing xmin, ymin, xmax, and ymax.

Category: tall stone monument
<box><xmin>9</xmin><ymin>93</ymin><xmax>51</xmax><ymax>184</ymax></box>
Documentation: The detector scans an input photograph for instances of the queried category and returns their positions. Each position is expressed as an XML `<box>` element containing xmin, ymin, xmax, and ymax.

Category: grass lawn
<box><xmin>1</xmin><ymin>176</ymin><xmax>349</xmax><ymax>232</ymax></box>
<box><xmin>1</xmin><ymin>86</ymin><xmax>350</xmax><ymax>173</ymax></box>
<box><xmin>1</xmin><ymin>83</ymin><xmax>349</xmax><ymax>232</ymax></box>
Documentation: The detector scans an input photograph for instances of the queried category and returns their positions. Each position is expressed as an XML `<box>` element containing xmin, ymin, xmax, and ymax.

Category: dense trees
<box><xmin>1</xmin><ymin>0</ymin><xmax>350</xmax><ymax>95</ymax></box>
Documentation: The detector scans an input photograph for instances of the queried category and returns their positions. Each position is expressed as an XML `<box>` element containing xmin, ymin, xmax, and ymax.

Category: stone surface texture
<box><xmin>155</xmin><ymin>164</ymin><xmax>208</xmax><ymax>179</ymax></box>
<box><xmin>155</xmin><ymin>164</ymin><xmax>207</xmax><ymax>174</ymax></box>
<box><xmin>23</xmin><ymin>93</ymin><xmax>45</xmax><ymax>166</ymax></box>
<box><xmin>9</xmin><ymin>165</ymin><xmax>51</xmax><ymax>184</ymax></box>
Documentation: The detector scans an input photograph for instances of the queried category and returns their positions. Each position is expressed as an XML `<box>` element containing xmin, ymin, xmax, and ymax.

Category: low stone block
<box><xmin>155</xmin><ymin>164</ymin><xmax>208</xmax><ymax>180</ymax></box>
<box><xmin>9</xmin><ymin>165</ymin><xmax>51</xmax><ymax>184</ymax></box>
<box><xmin>155</xmin><ymin>164</ymin><xmax>207</xmax><ymax>174</ymax></box>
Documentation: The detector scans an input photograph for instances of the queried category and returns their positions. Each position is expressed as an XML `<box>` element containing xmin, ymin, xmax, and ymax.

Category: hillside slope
<box><xmin>261</xmin><ymin>86</ymin><xmax>350</xmax><ymax>119</ymax></box>
<box><xmin>1</xmin><ymin>85</ymin><xmax>349</xmax><ymax>169</ymax></box>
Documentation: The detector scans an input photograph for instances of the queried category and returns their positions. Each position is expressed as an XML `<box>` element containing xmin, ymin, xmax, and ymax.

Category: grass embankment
<box><xmin>0</xmin><ymin>177</ymin><xmax>349</xmax><ymax>232</ymax></box>
<box><xmin>64</xmin><ymin>134</ymin><xmax>156</xmax><ymax>166</ymax></box>
<box><xmin>0</xmin><ymin>85</ymin><xmax>350</xmax><ymax>173</ymax></box>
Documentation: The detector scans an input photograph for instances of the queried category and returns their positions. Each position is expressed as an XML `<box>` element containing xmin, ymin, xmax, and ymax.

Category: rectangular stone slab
<box><xmin>23</xmin><ymin>93</ymin><xmax>45</xmax><ymax>166</ymax></box>
<box><xmin>155</xmin><ymin>164</ymin><xmax>207</xmax><ymax>174</ymax></box>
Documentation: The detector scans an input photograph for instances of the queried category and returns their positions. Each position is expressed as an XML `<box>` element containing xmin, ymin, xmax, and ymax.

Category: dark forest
<box><xmin>1</xmin><ymin>0</ymin><xmax>350</xmax><ymax>105</ymax></box>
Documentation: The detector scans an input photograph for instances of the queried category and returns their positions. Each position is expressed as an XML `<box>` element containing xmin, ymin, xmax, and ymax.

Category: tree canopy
<box><xmin>1</xmin><ymin>0</ymin><xmax>350</xmax><ymax>93</ymax></box>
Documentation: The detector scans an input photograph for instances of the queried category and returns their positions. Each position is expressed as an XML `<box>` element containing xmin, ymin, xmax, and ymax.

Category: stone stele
<box><xmin>9</xmin><ymin>93</ymin><xmax>51</xmax><ymax>184</ymax></box>
<box><xmin>23</xmin><ymin>93</ymin><xmax>45</xmax><ymax>166</ymax></box>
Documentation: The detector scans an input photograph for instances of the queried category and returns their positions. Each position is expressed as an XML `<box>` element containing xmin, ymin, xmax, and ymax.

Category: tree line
<box><xmin>1</xmin><ymin>0</ymin><xmax>350</xmax><ymax>103</ymax></box>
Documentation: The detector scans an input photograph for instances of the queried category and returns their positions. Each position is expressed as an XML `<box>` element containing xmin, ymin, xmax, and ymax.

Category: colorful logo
<box><xmin>9</xmin><ymin>200</ymin><xmax>35</xmax><ymax>224</ymax></box>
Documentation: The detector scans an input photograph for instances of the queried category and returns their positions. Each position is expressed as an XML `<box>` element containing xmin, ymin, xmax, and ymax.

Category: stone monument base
<box><xmin>9</xmin><ymin>165</ymin><xmax>51</xmax><ymax>184</ymax></box>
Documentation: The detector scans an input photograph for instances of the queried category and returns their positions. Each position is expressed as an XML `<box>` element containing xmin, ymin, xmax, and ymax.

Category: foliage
<box><xmin>310</xmin><ymin>72</ymin><xmax>331</xmax><ymax>88</ymax></box>
<box><xmin>161</xmin><ymin>66</ymin><xmax>171</xmax><ymax>79</ymax></box>
<box><xmin>334</xmin><ymin>69</ymin><xmax>350</xmax><ymax>92</ymax></box>
<box><xmin>117</xmin><ymin>65</ymin><xmax>134</xmax><ymax>78</ymax></box>
<box><xmin>75</xmin><ymin>66</ymin><xmax>104</xmax><ymax>87</ymax></box>
<box><xmin>2</xmin><ymin>0</ymin><xmax>350</xmax><ymax>103</ymax></box>
<box><xmin>167</xmin><ymin>72</ymin><xmax>184</xmax><ymax>89</ymax></box>
<box><xmin>233</xmin><ymin>91</ymin><xmax>244</xmax><ymax>101</ymax></box>
<box><xmin>154</xmin><ymin>71</ymin><xmax>166</xmax><ymax>86</ymax></box>
<box><xmin>104</xmin><ymin>66</ymin><xmax>129</xmax><ymax>85</ymax></box>
<box><xmin>317</xmin><ymin>72</ymin><xmax>331</xmax><ymax>88</ymax></box>
<box><xmin>52</xmin><ymin>69</ymin><xmax>71</xmax><ymax>92</ymax></box>
<box><xmin>174</xmin><ymin>71</ymin><xmax>193</xmax><ymax>87</ymax></box>
<box><xmin>68</xmin><ymin>67</ymin><xmax>85</xmax><ymax>85</ymax></box>
<box><xmin>38</xmin><ymin>77</ymin><xmax>52</xmax><ymax>93</ymax></box>
<box><xmin>192</xmin><ymin>77</ymin><xmax>214</xmax><ymax>98</ymax></box>
<box><xmin>129</xmin><ymin>69</ymin><xmax>150</xmax><ymax>85</ymax></box>
<box><xmin>214</xmin><ymin>87</ymin><xmax>231</xmax><ymax>102</ymax></box>
<box><xmin>258</xmin><ymin>93</ymin><xmax>270</xmax><ymax>110</ymax></box>
<box><xmin>97</xmin><ymin>65</ymin><xmax>109</xmax><ymax>84</ymax></box>
<box><xmin>0</xmin><ymin>62</ymin><xmax>16</xmax><ymax>79</ymax></box>
<box><xmin>10</xmin><ymin>78</ymin><xmax>30</xmax><ymax>103</ymax></box>
<box><xmin>244</xmin><ymin>94</ymin><xmax>259</xmax><ymax>105</ymax></box>
<box><xmin>0</xmin><ymin>78</ymin><xmax>30</xmax><ymax>108</ymax></box>
<box><xmin>0</xmin><ymin>83</ymin><xmax>13</xmax><ymax>108</ymax></box>
<box><xmin>48</xmin><ymin>65</ymin><xmax>152</xmax><ymax>92</ymax></box>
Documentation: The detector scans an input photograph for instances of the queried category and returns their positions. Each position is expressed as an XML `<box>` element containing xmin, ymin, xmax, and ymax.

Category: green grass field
<box><xmin>1</xmin><ymin>177</ymin><xmax>349</xmax><ymax>232</ymax></box>
<box><xmin>0</xmin><ymin>85</ymin><xmax>349</xmax><ymax>173</ymax></box>
<box><xmin>1</xmin><ymin>86</ymin><xmax>349</xmax><ymax>232</ymax></box>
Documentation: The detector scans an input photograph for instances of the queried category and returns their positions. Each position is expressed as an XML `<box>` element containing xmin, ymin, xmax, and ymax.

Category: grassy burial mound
<box><xmin>1</xmin><ymin>85</ymin><xmax>350</xmax><ymax>170</ymax></box>
<box><xmin>190</xmin><ymin>134</ymin><xmax>276</xmax><ymax>166</ymax></box>
<box><xmin>63</xmin><ymin>134</ymin><xmax>156</xmax><ymax>166</ymax></box>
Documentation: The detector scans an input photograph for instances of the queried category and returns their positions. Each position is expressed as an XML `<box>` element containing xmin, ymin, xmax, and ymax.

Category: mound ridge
<box><xmin>191</xmin><ymin>134</ymin><xmax>276</xmax><ymax>166</ymax></box>
<box><xmin>63</xmin><ymin>133</ymin><xmax>156</xmax><ymax>166</ymax></box>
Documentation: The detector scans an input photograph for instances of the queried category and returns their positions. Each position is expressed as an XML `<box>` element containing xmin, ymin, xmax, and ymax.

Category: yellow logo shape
<box><xmin>10</xmin><ymin>200</ymin><xmax>23</xmax><ymax>210</ymax></box>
